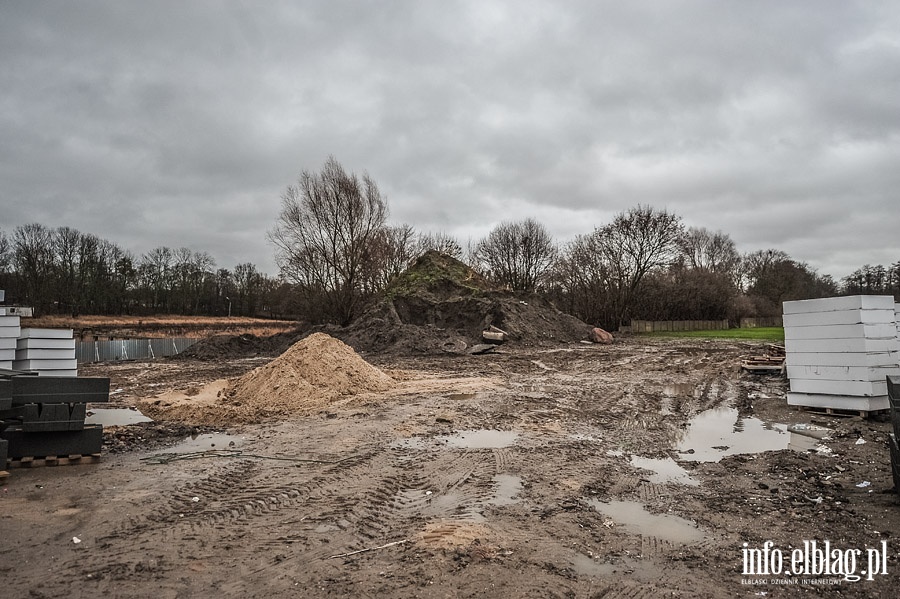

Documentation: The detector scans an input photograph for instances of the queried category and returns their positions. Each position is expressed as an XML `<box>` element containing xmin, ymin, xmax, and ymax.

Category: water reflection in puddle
<box><xmin>85</xmin><ymin>408</ymin><xmax>153</xmax><ymax>426</ymax></box>
<box><xmin>587</xmin><ymin>499</ymin><xmax>705</xmax><ymax>544</ymax></box>
<box><xmin>629</xmin><ymin>456</ymin><xmax>699</xmax><ymax>486</ymax></box>
<box><xmin>677</xmin><ymin>406</ymin><xmax>788</xmax><ymax>462</ymax></box>
<box><xmin>170</xmin><ymin>433</ymin><xmax>244</xmax><ymax>453</ymax></box>
<box><xmin>675</xmin><ymin>406</ymin><xmax>833</xmax><ymax>462</ymax></box>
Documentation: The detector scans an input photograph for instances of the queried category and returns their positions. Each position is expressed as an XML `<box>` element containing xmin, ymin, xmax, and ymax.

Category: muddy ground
<box><xmin>2</xmin><ymin>336</ymin><xmax>899</xmax><ymax>598</ymax></box>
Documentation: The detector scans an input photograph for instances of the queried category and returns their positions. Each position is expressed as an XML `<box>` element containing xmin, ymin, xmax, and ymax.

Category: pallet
<box><xmin>798</xmin><ymin>405</ymin><xmax>887</xmax><ymax>419</ymax></box>
<box><xmin>8</xmin><ymin>453</ymin><xmax>101</xmax><ymax>468</ymax></box>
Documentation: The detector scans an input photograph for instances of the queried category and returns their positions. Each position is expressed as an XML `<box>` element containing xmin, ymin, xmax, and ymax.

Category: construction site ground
<box><xmin>3</xmin><ymin>335</ymin><xmax>899</xmax><ymax>598</ymax></box>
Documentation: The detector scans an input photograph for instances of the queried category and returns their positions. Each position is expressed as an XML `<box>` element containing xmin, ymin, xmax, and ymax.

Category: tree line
<box><xmin>2</xmin><ymin>156</ymin><xmax>895</xmax><ymax>329</ymax></box>
<box><xmin>0</xmin><ymin>223</ymin><xmax>290</xmax><ymax>317</ymax></box>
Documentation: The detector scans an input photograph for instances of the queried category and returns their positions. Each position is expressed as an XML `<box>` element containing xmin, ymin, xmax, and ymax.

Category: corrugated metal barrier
<box><xmin>75</xmin><ymin>338</ymin><xmax>198</xmax><ymax>364</ymax></box>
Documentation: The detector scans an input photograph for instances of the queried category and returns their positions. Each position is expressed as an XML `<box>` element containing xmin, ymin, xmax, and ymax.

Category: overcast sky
<box><xmin>2</xmin><ymin>1</ymin><xmax>898</xmax><ymax>280</ymax></box>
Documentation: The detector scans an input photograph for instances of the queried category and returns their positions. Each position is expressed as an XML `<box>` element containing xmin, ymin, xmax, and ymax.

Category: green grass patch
<box><xmin>647</xmin><ymin>327</ymin><xmax>784</xmax><ymax>341</ymax></box>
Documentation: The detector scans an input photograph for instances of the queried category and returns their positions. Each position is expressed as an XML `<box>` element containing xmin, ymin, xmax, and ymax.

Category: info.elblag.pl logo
<box><xmin>741</xmin><ymin>540</ymin><xmax>890</xmax><ymax>585</ymax></box>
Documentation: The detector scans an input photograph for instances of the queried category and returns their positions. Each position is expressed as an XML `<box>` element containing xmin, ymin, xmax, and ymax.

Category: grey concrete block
<box><xmin>0</xmin><ymin>424</ymin><xmax>102</xmax><ymax>459</ymax></box>
<box><xmin>9</xmin><ymin>376</ymin><xmax>109</xmax><ymax>405</ymax></box>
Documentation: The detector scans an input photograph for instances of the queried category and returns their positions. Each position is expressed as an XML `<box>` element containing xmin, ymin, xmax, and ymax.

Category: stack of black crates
<box><xmin>0</xmin><ymin>373</ymin><xmax>109</xmax><ymax>472</ymax></box>
<box><xmin>889</xmin><ymin>376</ymin><xmax>900</xmax><ymax>495</ymax></box>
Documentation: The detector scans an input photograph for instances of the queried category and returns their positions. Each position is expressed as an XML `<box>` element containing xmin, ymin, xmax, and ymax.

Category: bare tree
<box><xmin>0</xmin><ymin>228</ymin><xmax>10</xmax><ymax>275</ymax></box>
<box><xmin>596</xmin><ymin>205</ymin><xmax>683</xmax><ymax>328</ymax></box>
<box><xmin>415</xmin><ymin>231</ymin><xmax>463</xmax><ymax>260</ymax></box>
<box><xmin>678</xmin><ymin>227</ymin><xmax>740</xmax><ymax>278</ymax></box>
<box><xmin>13</xmin><ymin>223</ymin><xmax>55</xmax><ymax>312</ymax></box>
<box><xmin>269</xmin><ymin>156</ymin><xmax>388</xmax><ymax>325</ymax></box>
<box><xmin>475</xmin><ymin>218</ymin><xmax>556</xmax><ymax>293</ymax></box>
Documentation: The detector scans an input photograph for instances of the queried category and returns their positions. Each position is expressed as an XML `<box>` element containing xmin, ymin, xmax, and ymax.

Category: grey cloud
<box><xmin>1</xmin><ymin>1</ymin><xmax>898</xmax><ymax>281</ymax></box>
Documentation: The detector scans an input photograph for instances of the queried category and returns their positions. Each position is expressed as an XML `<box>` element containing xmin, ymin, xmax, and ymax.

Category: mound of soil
<box><xmin>344</xmin><ymin>251</ymin><xmax>593</xmax><ymax>354</ymax></box>
<box><xmin>176</xmin><ymin>326</ymin><xmax>312</xmax><ymax>360</ymax></box>
<box><xmin>226</xmin><ymin>332</ymin><xmax>394</xmax><ymax>409</ymax></box>
<box><xmin>143</xmin><ymin>333</ymin><xmax>395</xmax><ymax>425</ymax></box>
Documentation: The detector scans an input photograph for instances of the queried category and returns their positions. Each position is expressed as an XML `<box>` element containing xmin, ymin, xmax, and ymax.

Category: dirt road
<box><xmin>2</xmin><ymin>337</ymin><xmax>898</xmax><ymax>598</ymax></box>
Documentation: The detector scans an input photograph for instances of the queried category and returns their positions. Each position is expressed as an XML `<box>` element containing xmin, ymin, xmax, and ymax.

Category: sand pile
<box><xmin>144</xmin><ymin>333</ymin><xmax>395</xmax><ymax>425</ymax></box>
<box><xmin>223</xmin><ymin>333</ymin><xmax>394</xmax><ymax>416</ymax></box>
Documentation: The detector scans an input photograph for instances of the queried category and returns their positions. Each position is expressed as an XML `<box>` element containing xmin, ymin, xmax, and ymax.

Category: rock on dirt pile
<box><xmin>222</xmin><ymin>332</ymin><xmax>394</xmax><ymax>419</ymax></box>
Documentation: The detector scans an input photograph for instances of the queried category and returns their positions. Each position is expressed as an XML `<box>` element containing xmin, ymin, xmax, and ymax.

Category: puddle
<box><xmin>587</xmin><ymin>499</ymin><xmax>705</xmax><ymax>544</ymax></box>
<box><xmin>629</xmin><ymin>456</ymin><xmax>699</xmax><ymax>486</ymax></box>
<box><xmin>394</xmin><ymin>430</ymin><xmax>520</xmax><ymax>451</ymax></box>
<box><xmin>169</xmin><ymin>433</ymin><xmax>244</xmax><ymax>453</ymax></box>
<box><xmin>571</xmin><ymin>553</ymin><xmax>663</xmax><ymax>581</ymax></box>
<box><xmin>662</xmin><ymin>383</ymin><xmax>696</xmax><ymax>397</ymax></box>
<box><xmin>489</xmin><ymin>474</ymin><xmax>522</xmax><ymax>506</ymax></box>
<box><xmin>85</xmin><ymin>408</ymin><xmax>153</xmax><ymax>426</ymax></box>
<box><xmin>676</xmin><ymin>406</ymin><xmax>788</xmax><ymax>462</ymax></box>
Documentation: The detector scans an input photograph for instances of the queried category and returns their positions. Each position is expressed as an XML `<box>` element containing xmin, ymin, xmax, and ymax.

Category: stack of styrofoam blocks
<box><xmin>13</xmin><ymin>329</ymin><xmax>78</xmax><ymax>377</ymax></box>
<box><xmin>783</xmin><ymin>295</ymin><xmax>900</xmax><ymax>412</ymax></box>
<box><xmin>0</xmin><ymin>290</ymin><xmax>22</xmax><ymax>371</ymax></box>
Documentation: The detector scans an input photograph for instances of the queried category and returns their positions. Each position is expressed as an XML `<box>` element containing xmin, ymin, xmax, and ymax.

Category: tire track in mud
<box><xmin>346</xmin><ymin>447</ymin><xmax>498</xmax><ymax>546</ymax></box>
<box><xmin>593</xmin><ymin>581</ymin><xmax>680</xmax><ymax>599</ymax></box>
<box><xmin>58</xmin><ymin>451</ymin><xmax>385</xmax><ymax>580</ymax></box>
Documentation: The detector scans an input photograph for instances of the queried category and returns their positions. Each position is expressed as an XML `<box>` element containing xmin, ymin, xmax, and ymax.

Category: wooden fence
<box><xmin>740</xmin><ymin>316</ymin><xmax>783</xmax><ymax>328</ymax></box>
<box><xmin>629</xmin><ymin>319</ymin><xmax>729</xmax><ymax>333</ymax></box>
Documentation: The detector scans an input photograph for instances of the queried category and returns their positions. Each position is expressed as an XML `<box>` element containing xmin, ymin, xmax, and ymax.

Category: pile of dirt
<box><xmin>225</xmin><ymin>332</ymin><xmax>394</xmax><ymax>409</ymax></box>
<box><xmin>344</xmin><ymin>251</ymin><xmax>593</xmax><ymax>354</ymax></box>
<box><xmin>143</xmin><ymin>333</ymin><xmax>395</xmax><ymax>425</ymax></box>
<box><xmin>176</xmin><ymin>326</ymin><xmax>311</xmax><ymax>360</ymax></box>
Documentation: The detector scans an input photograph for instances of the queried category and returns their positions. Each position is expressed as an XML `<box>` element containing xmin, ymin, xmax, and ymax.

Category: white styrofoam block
<box><xmin>783</xmin><ymin>309</ymin><xmax>896</xmax><ymax>327</ymax></box>
<box><xmin>786</xmin><ymin>364</ymin><xmax>900</xmax><ymax>382</ymax></box>
<box><xmin>15</xmin><ymin>338</ymin><xmax>76</xmax><ymax>350</ymax></box>
<box><xmin>789</xmin><ymin>378</ymin><xmax>887</xmax><ymax>396</ymax></box>
<box><xmin>18</xmin><ymin>328</ymin><xmax>74</xmax><ymax>339</ymax></box>
<box><xmin>0</xmin><ymin>308</ymin><xmax>5</xmax><ymax>316</ymax></box>
<box><xmin>37</xmin><ymin>369</ymin><xmax>77</xmax><ymax>377</ymax></box>
<box><xmin>0</xmin><ymin>349</ymin><xmax>15</xmax><ymax>360</ymax></box>
<box><xmin>786</xmin><ymin>392</ymin><xmax>890</xmax><ymax>411</ymax></box>
<box><xmin>0</xmin><ymin>360</ymin><xmax>12</xmax><ymax>370</ymax></box>
<box><xmin>0</xmin><ymin>337</ymin><xmax>17</xmax><ymax>350</ymax></box>
<box><xmin>14</xmin><ymin>348</ymin><xmax>77</xmax><ymax>360</ymax></box>
<box><xmin>784</xmin><ymin>323</ymin><xmax>898</xmax><ymax>340</ymax></box>
<box><xmin>785</xmin><ymin>351</ymin><xmax>900</xmax><ymax>367</ymax></box>
<box><xmin>0</xmin><ymin>315</ymin><xmax>21</xmax><ymax>327</ymax></box>
<box><xmin>783</xmin><ymin>295</ymin><xmax>895</xmax><ymax>314</ymax></box>
<box><xmin>784</xmin><ymin>337</ymin><xmax>899</xmax><ymax>354</ymax></box>
<box><xmin>12</xmin><ymin>359</ymin><xmax>78</xmax><ymax>371</ymax></box>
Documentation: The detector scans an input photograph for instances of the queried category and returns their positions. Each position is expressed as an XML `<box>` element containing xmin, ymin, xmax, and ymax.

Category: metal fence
<box><xmin>75</xmin><ymin>338</ymin><xmax>198</xmax><ymax>364</ymax></box>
